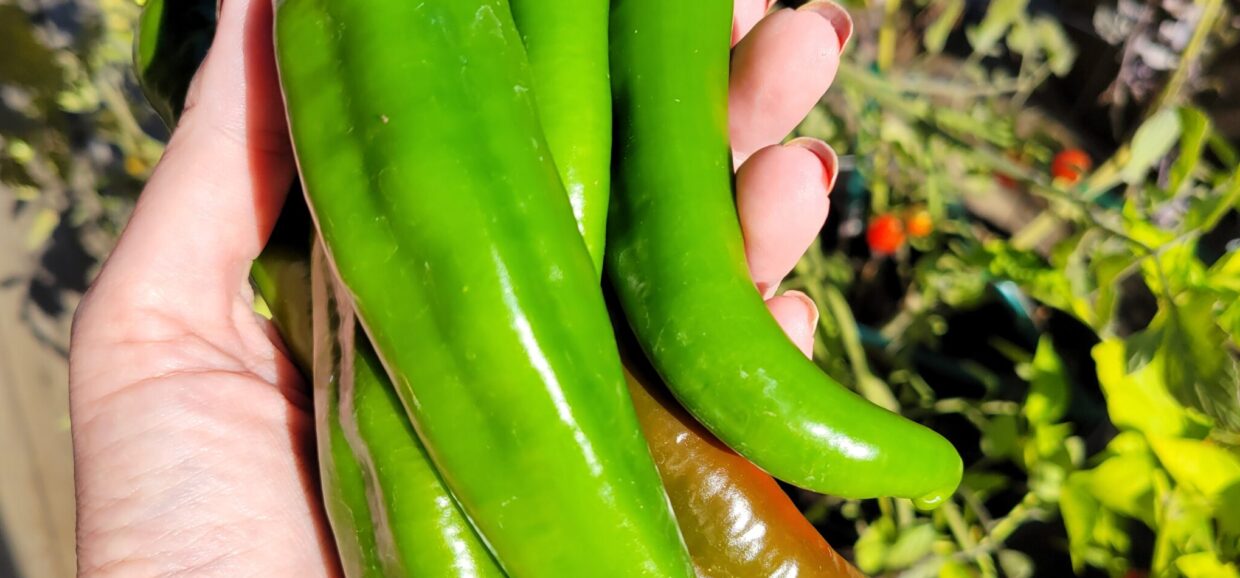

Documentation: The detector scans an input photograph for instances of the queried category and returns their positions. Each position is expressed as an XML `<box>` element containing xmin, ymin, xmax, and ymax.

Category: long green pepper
<box><xmin>509</xmin><ymin>0</ymin><xmax>612</xmax><ymax>273</ymax></box>
<box><xmin>135</xmin><ymin>3</ymin><xmax>501</xmax><ymax>575</ymax></box>
<box><xmin>607</xmin><ymin>0</ymin><xmax>963</xmax><ymax>506</ymax></box>
<box><xmin>275</xmin><ymin>1</ymin><xmax>694</xmax><ymax>576</ymax></box>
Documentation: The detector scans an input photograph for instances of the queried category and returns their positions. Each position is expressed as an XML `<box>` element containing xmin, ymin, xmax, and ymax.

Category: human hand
<box><xmin>68</xmin><ymin>0</ymin><xmax>850</xmax><ymax>575</ymax></box>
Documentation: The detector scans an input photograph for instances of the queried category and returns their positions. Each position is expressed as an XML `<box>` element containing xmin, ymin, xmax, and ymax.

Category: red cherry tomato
<box><xmin>905</xmin><ymin>209</ymin><xmax>934</xmax><ymax>239</ymax></box>
<box><xmin>867</xmin><ymin>214</ymin><xmax>906</xmax><ymax>255</ymax></box>
<box><xmin>1051</xmin><ymin>148</ymin><xmax>1092</xmax><ymax>185</ymax></box>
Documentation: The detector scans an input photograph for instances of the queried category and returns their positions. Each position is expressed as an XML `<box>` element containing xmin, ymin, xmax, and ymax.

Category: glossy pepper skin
<box><xmin>608</xmin><ymin>0</ymin><xmax>963</xmax><ymax>505</ymax></box>
<box><xmin>135</xmin><ymin>5</ymin><xmax>497</xmax><ymax>575</ymax></box>
<box><xmin>274</xmin><ymin>1</ymin><xmax>693</xmax><ymax>576</ymax></box>
<box><xmin>508</xmin><ymin>0</ymin><xmax>611</xmax><ymax>273</ymax></box>
<box><xmin>623</xmin><ymin>342</ymin><xmax>865</xmax><ymax>578</ymax></box>
<box><xmin>311</xmin><ymin>245</ymin><xmax>505</xmax><ymax>577</ymax></box>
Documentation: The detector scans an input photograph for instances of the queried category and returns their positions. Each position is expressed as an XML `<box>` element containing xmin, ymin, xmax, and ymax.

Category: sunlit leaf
<box><xmin>999</xmin><ymin>550</ymin><xmax>1034</xmax><ymax>578</ymax></box>
<box><xmin>1175</xmin><ymin>552</ymin><xmax>1240</xmax><ymax>578</ymax></box>
<box><xmin>1087</xmin><ymin>453</ymin><xmax>1157</xmax><ymax>524</ymax></box>
<box><xmin>1033</xmin><ymin>17</ymin><xmax>1077</xmax><ymax>76</ymax></box>
<box><xmin>1123</xmin><ymin>108</ymin><xmax>1182</xmax><ymax>185</ymax></box>
<box><xmin>1024</xmin><ymin>337</ymin><xmax>1069</xmax><ymax>424</ymax></box>
<box><xmin>1167</xmin><ymin>108</ymin><xmax>1211</xmax><ymax>196</ymax></box>
<box><xmin>1149</xmin><ymin>437</ymin><xmax>1240</xmax><ymax>500</ymax></box>
<box><xmin>966</xmin><ymin>0</ymin><xmax>1029</xmax><ymax>55</ymax></box>
<box><xmin>1061</xmin><ymin>472</ymin><xmax>1100</xmax><ymax>572</ymax></box>
<box><xmin>924</xmin><ymin>0</ymin><xmax>964</xmax><ymax>54</ymax></box>
<box><xmin>1161</xmin><ymin>295</ymin><xmax>1240</xmax><ymax>432</ymax></box>
<box><xmin>1093</xmin><ymin>339</ymin><xmax>1197</xmax><ymax>437</ymax></box>
<box><xmin>855</xmin><ymin>518</ymin><xmax>893</xmax><ymax>574</ymax></box>
<box><xmin>886</xmin><ymin>523</ymin><xmax>938</xmax><ymax>569</ymax></box>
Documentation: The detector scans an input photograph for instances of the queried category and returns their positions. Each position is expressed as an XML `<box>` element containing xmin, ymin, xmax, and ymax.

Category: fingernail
<box><xmin>783</xmin><ymin>290</ymin><xmax>820</xmax><ymax>327</ymax></box>
<box><xmin>782</xmin><ymin>290</ymin><xmax>820</xmax><ymax>358</ymax></box>
<box><xmin>786</xmin><ymin>137</ymin><xmax>840</xmax><ymax>194</ymax></box>
<box><xmin>798</xmin><ymin>0</ymin><xmax>853</xmax><ymax>52</ymax></box>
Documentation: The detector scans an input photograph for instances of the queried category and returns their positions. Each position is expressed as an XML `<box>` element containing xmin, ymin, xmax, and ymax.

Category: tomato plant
<box><xmin>867</xmin><ymin>214</ymin><xmax>906</xmax><ymax>255</ymax></box>
<box><xmin>1051</xmin><ymin>148</ymin><xmax>1092</xmax><ymax>185</ymax></box>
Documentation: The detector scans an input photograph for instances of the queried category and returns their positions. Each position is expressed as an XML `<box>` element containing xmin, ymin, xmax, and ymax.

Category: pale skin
<box><xmin>69</xmin><ymin>0</ymin><xmax>853</xmax><ymax>575</ymax></box>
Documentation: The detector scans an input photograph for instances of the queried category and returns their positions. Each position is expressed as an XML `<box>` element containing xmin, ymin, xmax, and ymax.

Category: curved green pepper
<box><xmin>312</xmin><ymin>245</ymin><xmax>505</xmax><ymax>577</ymax></box>
<box><xmin>275</xmin><ymin>1</ymin><xmax>693</xmax><ymax>576</ymax></box>
<box><xmin>508</xmin><ymin>0</ymin><xmax>611</xmax><ymax>272</ymax></box>
<box><xmin>607</xmin><ymin>0</ymin><xmax>962</xmax><ymax>505</ymax></box>
<box><xmin>135</xmin><ymin>4</ymin><xmax>494</xmax><ymax>574</ymax></box>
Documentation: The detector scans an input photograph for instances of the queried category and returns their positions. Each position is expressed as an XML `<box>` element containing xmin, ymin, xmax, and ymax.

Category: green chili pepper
<box><xmin>135</xmin><ymin>4</ymin><xmax>498</xmax><ymax>575</ymax></box>
<box><xmin>311</xmin><ymin>245</ymin><xmax>506</xmax><ymax>577</ymax></box>
<box><xmin>275</xmin><ymin>1</ymin><xmax>694</xmax><ymax>576</ymax></box>
<box><xmin>607</xmin><ymin>0</ymin><xmax>962</xmax><ymax>506</ymax></box>
<box><xmin>508</xmin><ymin>0</ymin><xmax>611</xmax><ymax>273</ymax></box>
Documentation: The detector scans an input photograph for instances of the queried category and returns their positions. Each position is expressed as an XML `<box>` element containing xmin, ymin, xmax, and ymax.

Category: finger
<box><xmin>729</xmin><ymin>1</ymin><xmax>852</xmax><ymax>165</ymax></box>
<box><xmin>733</xmin><ymin>0</ymin><xmax>773</xmax><ymax>46</ymax></box>
<box><xmin>93</xmin><ymin>0</ymin><xmax>294</xmax><ymax>318</ymax></box>
<box><xmin>737</xmin><ymin>138</ymin><xmax>838</xmax><ymax>298</ymax></box>
<box><xmin>766</xmin><ymin>291</ymin><xmax>819</xmax><ymax>358</ymax></box>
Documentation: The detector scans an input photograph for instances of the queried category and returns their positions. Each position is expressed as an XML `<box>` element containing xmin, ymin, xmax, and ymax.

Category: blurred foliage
<box><xmin>0</xmin><ymin>0</ymin><xmax>163</xmax><ymax>352</ymax></box>
<box><xmin>787</xmin><ymin>0</ymin><xmax>1240</xmax><ymax>576</ymax></box>
<box><xmin>1</xmin><ymin>0</ymin><xmax>1238</xmax><ymax>577</ymax></box>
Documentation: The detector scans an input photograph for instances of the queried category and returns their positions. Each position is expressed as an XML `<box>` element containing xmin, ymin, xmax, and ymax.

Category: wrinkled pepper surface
<box><xmin>607</xmin><ymin>0</ymin><xmax>963</xmax><ymax>506</ymax></box>
<box><xmin>274</xmin><ymin>0</ymin><xmax>694</xmax><ymax>576</ymax></box>
<box><xmin>312</xmin><ymin>245</ymin><xmax>505</xmax><ymax>577</ymax></box>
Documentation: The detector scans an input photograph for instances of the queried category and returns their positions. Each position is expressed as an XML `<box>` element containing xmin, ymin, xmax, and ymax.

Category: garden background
<box><xmin>0</xmin><ymin>0</ymin><xmax>1237</xmax><ymax>576</ymax></box>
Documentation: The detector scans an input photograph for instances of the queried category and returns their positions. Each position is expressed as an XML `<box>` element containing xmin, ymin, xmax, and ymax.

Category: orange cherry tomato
<box><xmin>1051</xmin><ymin>148</ymin><xmax>1092</xmax><ymax>185</ymax></box>
<box><xmin>867</xmin><ymin>214</ymin><xmax>906</xmax><ymax>255</ymax></box>
<box><xmin>905</xmin><ymin>209</ymin><xmax>934</xmax><ymax>239</ymax></box>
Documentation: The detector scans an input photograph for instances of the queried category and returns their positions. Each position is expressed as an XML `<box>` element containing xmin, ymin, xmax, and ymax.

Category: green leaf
<box><xmin>1152</xmin><ymin>487</ymin><xmax>1217</xmax><ymax>575</ymax></box>
<box><xmin>1032</xmin><ymin>17</ymin><xmax>1076</xmax><ymax>76</ymax></box>
<box><xmin>1168</xmin><ymin>108</ymin><xmax>1211</xmax><ymax>196</ymax></box>
<box><xmin>1209</xmin><ymin>249</ymin><xmax>1240</xmax><ymax>293</ymax></box>
<box><xmin>855</xmin><ymin>518</ymin><xmax>893</xmax><ymax>574</ymax></box>
<box><xmin>999</xmin><ymin>550</ymin><xmax>1034</xmax><ymax>578</ymax></box>
<box><xmin>1181</xmin><ymin>166</ymin><xmax>1240</xmax><ymax>235</ymax></box>
<box><xmin>886</xmin><ymin>524</ymin><xmax>939</xmax><ymax>569</ymax></box>
<box><xmin>1060</xmin><ymin>472</ymin><xmax>1100</xmax><ymax>573</ymax></box>
<box><xmin>1024</xmin><ymin>337</ymin><xmax>1069</xmax><ymax>424</ymax></box>
<box><xmin>1149</xmin><ymin>437</ymin><xmax>1240</xmax><ymax>499</ymax></box>
<box><xmin>981</xmin><ymin>414</ymin><xmax>1020</xmax><ymax>460</ymax></box>
<box><xmin>1093</xmin><ymin>339</ymin><xmax>1195</xmax><ymax>437</ymax></box>
<box><xmin>1123</xmin><ymin>108</ymin><xmax>1182</xmax><ymax>185</ymax></box>
<box><xmin>966</xmin><ymin>0</ymin><xmax>1029</xmax><ymax>55</ymax></box>
<box><xmin>1162</xmin><ymin>295</ymin><xmax>1240</xmax><ymax>432</ymax></box>
<box><xmin>1175</xmin><ymin>552</ymin><xmax>1240</xmax><ymax>578</ymax></box>
<box><xmin>924</xmin><ymin>0</ymin><xmax>964</xmax><ymax>54</ymax></box>
<box><xmin>1086</xmin><ymin>454</ymin><xmax>1157</xmax><ymax>524</ymax></box>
